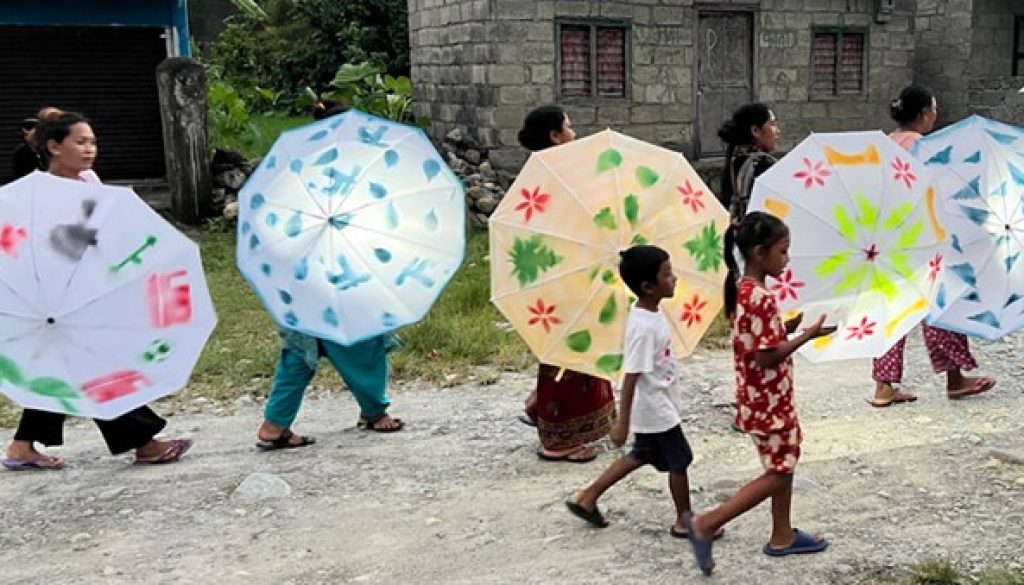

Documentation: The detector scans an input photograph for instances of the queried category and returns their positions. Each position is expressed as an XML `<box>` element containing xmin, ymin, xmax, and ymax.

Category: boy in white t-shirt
<box><xmin>567</xmin><ymin>245</ymin><xmax>720</xmax><ymax>539</ymax></box>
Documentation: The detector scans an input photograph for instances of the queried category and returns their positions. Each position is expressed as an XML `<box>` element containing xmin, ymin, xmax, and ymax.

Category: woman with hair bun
<box><xmin>867</xmin><ymin>84</ymin><xmax>996</xmax><ymax>407</ymax></box>
<box><xmin>718</xmin><ymin>103</ymin><xmax>781</xmax><ymax>223</ymax></box>
<box><xmin>513</xmin><ymin>105</ymin><xmax>615</xmax><ymax>464</ymax></box>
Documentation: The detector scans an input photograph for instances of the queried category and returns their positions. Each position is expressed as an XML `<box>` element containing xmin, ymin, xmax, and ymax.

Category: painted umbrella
<box><xmin>237</xmin><ymin>110</ymin><xmax>465</xmax><ymax>345</ymax></box>
<box><xmin>912</xmin><ymin>115</ymin><xmax>1024</xmax><ymax>339</ymax></box>
<box><xmin>749</xmin><ymin>131</ymin><xmax>952</xmax><ymax>361</ymax></box>
<box><xmin>489</xmin><ymin>130</ymin><xmax>729</xmax><ymax>381</ymax></box>
<box><xmin>0</xmin><ymin>172</ymin><xmax>217</xmax><ymax>419</ymax></box>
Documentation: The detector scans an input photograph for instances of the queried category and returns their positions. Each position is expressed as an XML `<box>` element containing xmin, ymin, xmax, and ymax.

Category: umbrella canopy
<box><xmin>489</xmin><ymin>130</ymin><xmax>729</xmax><ymax>380</ymax></box>
<box><xmin>237</xmin><ymin>110</ymin><xmax>465</xmax><ymax>345</ymax></box>
<box><xmin>912</xmin><ymin>115</ymin><xmax>1024</xmax><ymax>339</ymax></box>
<box><xmin>749</xmin><ymin>131</ymin><xmax>950</xmax><ymax>361</ymax></box>
<box><xmin>0</xmin><ymin>172</ymin><xmax>216</xmax><ymax>419</ymax></box>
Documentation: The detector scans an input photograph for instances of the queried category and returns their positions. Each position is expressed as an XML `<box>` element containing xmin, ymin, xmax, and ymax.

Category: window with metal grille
<box><xmin>1014</xmin><ymin>16</ymin><xmax>1024</xmax><ymax>75</ymax></box>
<box><xmin>558</xmin><ymin>21</ymin><xmax>628</xmax><ymax>99</ymax></box>
<box><xmin>811</xmin><ymin>28</ymin><xmax>866</xmax><ymax>98</ymax></box>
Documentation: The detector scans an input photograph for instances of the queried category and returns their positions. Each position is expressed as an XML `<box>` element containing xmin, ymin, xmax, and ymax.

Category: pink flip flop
<box><xmin>134</xmin><ymin>438</ymin><xmax>193</xmax><ymax>465</ymax></box>
<box><xmin>2</xmin><ymin>454</ymin><xmax>65</xmax><ymax>471</ymax></box>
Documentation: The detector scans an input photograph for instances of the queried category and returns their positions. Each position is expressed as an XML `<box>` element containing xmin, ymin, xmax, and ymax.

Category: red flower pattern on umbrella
<box><xmin>514</xmin><ymin>186</ymin><xmax>551</xmax><ymax>222</ymax></box>
<box><xmin>676</xmin><ymin>180</ymin><xmax>706</xmax><ymax>214</ymax></box>
<box><xmin>793</xmin><ymin>157</ymin><xmax>831</xmax><ymax>189</ymax></box>
<box><xmin>891</xmin><ymin>157</ymin><xmax>917</xmax><ymax>189</ymax></box>
<box><xmin>680</xmin><ymin>295</ymin><xmax>707</xmax><ymax>328</ymax></box>
<box><xmin>845</xmin><ymin>316</ymin><xmax>876</xmax><ymax>341</ymax></box>
<box><xmin>928</xmin><ymin>253</ymin><xmax>943</xmax><ymax>284</ymax></box>
<box><xmin>770</xmin><ymin>268</ymin><xmax>806</xmax><ymax>302</ymax></box>
<box><xmin>527</xmin><ymin>298</ymin><xmax>561</xmax><ymax>333</ymax></box>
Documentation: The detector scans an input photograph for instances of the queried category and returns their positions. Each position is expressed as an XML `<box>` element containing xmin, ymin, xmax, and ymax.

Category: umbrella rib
<box><xmin>53</xmin><ymin>247</ymin><xmax>195</xmax><ymax>321</ymax></box>
<box><xmin>339</xmin><ymin>185</ymin><xmax>459</xmax><ymax>218</ymax></box>
<box><xmin>537</xmin><ymin>270</ymin><xmax>609</xmax><ymax>365</ymax></box>
<box><xmin>322</xmin><ymin>221</ymin><xmax>462</xmax><ymax>262</ymax></box>
<box><xmin>489</xmin><ymin>257</ymin><xmax>613</xmax><ymax>303</ymax></box>
<box><xmin>335</xmin><ymin>131</ymin><xmax>421</xmax><ymax>216</ymax></box>
<box><xmin>487</xmin><ymin>218</ymin><xmax>595</xmax><ymax>248</ymax></box>
<box><xmin>275</xmin><ymin>141</ymin><xmax>330</xmax><ymax>218</ymax></box>
<box><xmin>0</xmin><ymin>273</ymin><xmax>43</xmax><ymax>318</ymax></box>
<box><xmin>535</xmin><ymin>154</ymin><xmax>603</xmax><ymax>224</ymax></box>
<box><xmin>0</xmin><ymin>322</ymin><xmax>45</xmax><ymax>345</ymax></box>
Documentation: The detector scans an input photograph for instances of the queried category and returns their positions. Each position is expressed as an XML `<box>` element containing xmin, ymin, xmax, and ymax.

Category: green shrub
<box><xmin>209</xmin><ymin>0</ymin><xmax>409</xmax><ymax>100</ymax></box>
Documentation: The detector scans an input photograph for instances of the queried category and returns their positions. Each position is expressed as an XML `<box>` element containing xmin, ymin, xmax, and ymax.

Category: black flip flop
<box><xmin>256</xmin><ymin>429</ymin><xmax>316</xmax><ymax>451</ymax></box>
<box><xmin>565</xmin><ymin>498</ymin><xmax>609</xmax><ymax>528</ymax></box>
<box><xmin>361</xmin><ymin>416</ymin><xmax>405</xmax><ymax>433</ymax></box>
<box><xmin>518</xmin><ymin>411</ymin><xmax>537</xmax><ymax>427</ymax></box>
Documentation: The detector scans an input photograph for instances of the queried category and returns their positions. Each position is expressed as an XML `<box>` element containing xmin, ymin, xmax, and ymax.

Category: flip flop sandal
<box><xmin>537</xmin><ymin>446</ymin><xmax>598</xmax><ymax>463</ymax></box>
<box><xmin>362</xmin><ymin>415</ymin><xmax>405</xmax><ymax>433</ymax></box>
<box><xmin>762</xmin><ymin>528</ymin><xmax>829</xmax><ymax>556</ymax></box>
<box><xmin>565</xmin><ymin>498</ymin><xmax>609</xmax><ymax>528</ymax></box>
<box><xmin>256</xmin><ymin>429</ymin><xmax>316</xmax><ymax>451</ymax></box>
<box><xmin>2</xmin><ymin>454</ymin><xmax>65</xmax><ymax>471</ymax></box>
<box><xmin>517</xmin><ymin>411</ymin><xmax>537</xmax><ymax>427</ymax></box>
<box><xmin>135</xmin><ymin>438</ymin><xmax>193</xmax><ymax>465</ymax></box>
<box><xmin>681</xmin><ymin>511</ymin><xmax>715</xmax><ymax>576</ymax></box>
<box><xmin>670</xmin><ymin>525</ymin><xmax>725</xmax><ymax>540</ymax></box>
<box><xmin>948</xmin><ymin>378</ymin><xmax>996</xmax><ymax>400</ymax></box>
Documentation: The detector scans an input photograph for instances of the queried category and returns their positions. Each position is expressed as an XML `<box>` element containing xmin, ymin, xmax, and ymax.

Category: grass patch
<box><xmin>852</xmin><ymin>561</ymin><xmax>1024</xmax><ymax>585</ymax></box>
<box><xmin>216</xmin><ymin>114</ymin><xmax>309</xmax><ymax>160</ymax></box>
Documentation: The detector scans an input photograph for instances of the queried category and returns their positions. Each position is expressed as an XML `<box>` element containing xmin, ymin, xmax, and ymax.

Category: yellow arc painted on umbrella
<box><xmin>885</xmin><ymin>297</ymin><xmax>927</xmax><ymax>337</ymax></box>
<box><xmin>824</xmin><ymin>145</ymin><xmax>880</xmax><ymax>166</ymax></box>
<box><xmin>925</xmin><ymin>186</ymin><xmax>947</xmax><ymax>241</ymax></box>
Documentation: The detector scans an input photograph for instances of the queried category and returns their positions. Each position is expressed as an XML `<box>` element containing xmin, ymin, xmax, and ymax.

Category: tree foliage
<box><xmin>210</xmin><ymin>0</ymin><xmax>410</xmax><ymax>96</ymax></box>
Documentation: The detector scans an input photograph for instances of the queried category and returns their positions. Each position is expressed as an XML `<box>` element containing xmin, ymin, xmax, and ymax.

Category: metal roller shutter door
<box><xmin>0</xmin><ymin>26</ymin><xmax>168</xmax><ymax>182</ymax></box>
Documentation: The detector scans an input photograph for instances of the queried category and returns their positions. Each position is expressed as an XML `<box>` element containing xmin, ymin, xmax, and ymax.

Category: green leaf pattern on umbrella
<box><xmin>683</xmin><ymin>224</ymin><xmax>724</xmax><ymax>272</ymax></box>
<box><xmin>0</xmin><ymin>354</ymin><xmax>79</xmax><ymax>414</ymax></box>
<box><xmin>509</xmin><ymin>235</ymin><xmax>563</xmax><ymax>287</ymax></box>
<box><xmin>815</xmin><ymin>193</ymin><xmax>923</xmax><ymax>300</ymax></box>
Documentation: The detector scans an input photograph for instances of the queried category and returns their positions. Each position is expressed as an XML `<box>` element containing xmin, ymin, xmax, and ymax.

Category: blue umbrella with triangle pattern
<box><xmin>912</xmin><ymin>115</ymin><xmax>1024</xmax><ymax>340</ymax></box>
<box><xmin>236</xmin><ymin>110</ymin><xmax>465</xmax><ymax>345</ymax></box>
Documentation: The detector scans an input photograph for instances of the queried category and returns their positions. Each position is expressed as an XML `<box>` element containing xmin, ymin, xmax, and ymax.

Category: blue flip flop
<box><xmin>763</xmin><ymin>529</ymin><xmax>829</xmax><ymax>557</ymax></box>
<box><xmin>681</xmin><ymin>511</ymin><xmax>715</xmax><ymax>576</ymax></box>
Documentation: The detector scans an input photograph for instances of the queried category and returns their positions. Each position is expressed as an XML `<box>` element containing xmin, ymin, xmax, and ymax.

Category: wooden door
<box><xmin>696</xmin><ymin>11</ymin><xmax>754</xmax><ymax>157</ymax></box>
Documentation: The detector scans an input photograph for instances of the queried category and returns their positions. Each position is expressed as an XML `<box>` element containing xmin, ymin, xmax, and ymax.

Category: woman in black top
<box><xmin>718</xmin><ymin>103</ymin><xmax>781</xmax><ymax>224</ymax></box>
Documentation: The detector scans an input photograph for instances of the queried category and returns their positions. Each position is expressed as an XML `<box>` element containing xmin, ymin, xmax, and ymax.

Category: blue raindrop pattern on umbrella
<box><xmin>237</xmin><ymin>109</ymin><xmax>465</xmax><ymax>345</ymax></box>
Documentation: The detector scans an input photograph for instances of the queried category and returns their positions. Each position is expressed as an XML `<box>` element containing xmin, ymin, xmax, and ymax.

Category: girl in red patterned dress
<box><xmin>682</xmin><ymin>212</ymin><xmax>834</xmax><ymax>576</ymax></box>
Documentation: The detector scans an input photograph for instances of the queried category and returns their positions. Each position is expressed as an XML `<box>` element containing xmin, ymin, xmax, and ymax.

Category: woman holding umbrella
<box><xmin>252</xmin><ymin>101</ymin><xmax>405</xmax><ymax>451</ymax></box>
<box><xmin>868</xmin><ymin>84</ymin><xmax>996</xmax><ymax>407</ymax></box>
<box><xmin>514</xmin><ymin>106</ymin><xmax>616</xmax><ymax>463</ymax></box>
<box><xmin>3</xmin><ymin>111</ymin><xmax>193</xmax><ymax>470</ymax></box>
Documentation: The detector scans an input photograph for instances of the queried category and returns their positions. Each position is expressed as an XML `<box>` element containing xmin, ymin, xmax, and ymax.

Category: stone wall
<box><xmin>409</xmin><ymin>0</ymin><xmax>919</xmax><ymax>176</ymax></box>
<box><xmin>967</xmin><ymin>0</ymin><xmax>1024</xmax><ymax>124</ymax></box>
<box><xmin>916</xmin><ymin>0</ymin><xmax>1024</xmax><ymax>126</ymax></box>
<box><xmin>754</xmin><ymin>0</ymin><xmax>916</xmax><ymax>145</ymax></box>
<box><xmin>408</xmin><ymin>0</ymin><xmax>493</xmax><ymax>142</ymax></box>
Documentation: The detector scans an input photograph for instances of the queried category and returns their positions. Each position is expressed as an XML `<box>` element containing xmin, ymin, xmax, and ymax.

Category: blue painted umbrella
<box><xmin>912</xmin><ymin>115</ymin><xmax>1024</xmax><ymax>340</ymax></box>
<box><xmin>236</xmin><ymin>110</ymin><xmax>465</xmax><ymax>345</ymax></box>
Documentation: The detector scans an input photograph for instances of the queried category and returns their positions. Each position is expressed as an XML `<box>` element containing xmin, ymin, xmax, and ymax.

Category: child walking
<box><xmin>682</xmin><ymin>211</ymin><xmax>833</xmax><ymax>575</ymax></box>
<box><xmin>565</xmin><ymin>245</ymin><xmax>721</xmax><ymax>539</ymax></box>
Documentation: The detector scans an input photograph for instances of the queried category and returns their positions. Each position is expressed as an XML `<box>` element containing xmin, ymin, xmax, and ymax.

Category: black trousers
<box><xmin>13</xmin><ymin>407</ymin><xmax>166</xmax><ymax>455</ymax></box>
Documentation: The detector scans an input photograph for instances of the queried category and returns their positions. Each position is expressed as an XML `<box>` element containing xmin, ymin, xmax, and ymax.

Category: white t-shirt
<box><xmin>622</xmin><ymin>305</ymin><xmax>681</xmax><ymax>434</ymax></box>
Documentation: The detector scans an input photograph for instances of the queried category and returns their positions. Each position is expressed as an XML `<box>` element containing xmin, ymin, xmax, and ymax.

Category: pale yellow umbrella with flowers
<box><xmin>489</xmin><ymin>130</ymin><xmax>729</xmax><ymax>381</ymax></box>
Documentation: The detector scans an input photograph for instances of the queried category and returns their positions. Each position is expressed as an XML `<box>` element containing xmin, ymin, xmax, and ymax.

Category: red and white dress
<box><xmin>732</xmin><ymin>278</ymin><xmax>801</xmax><ymax>474</ymax></box>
